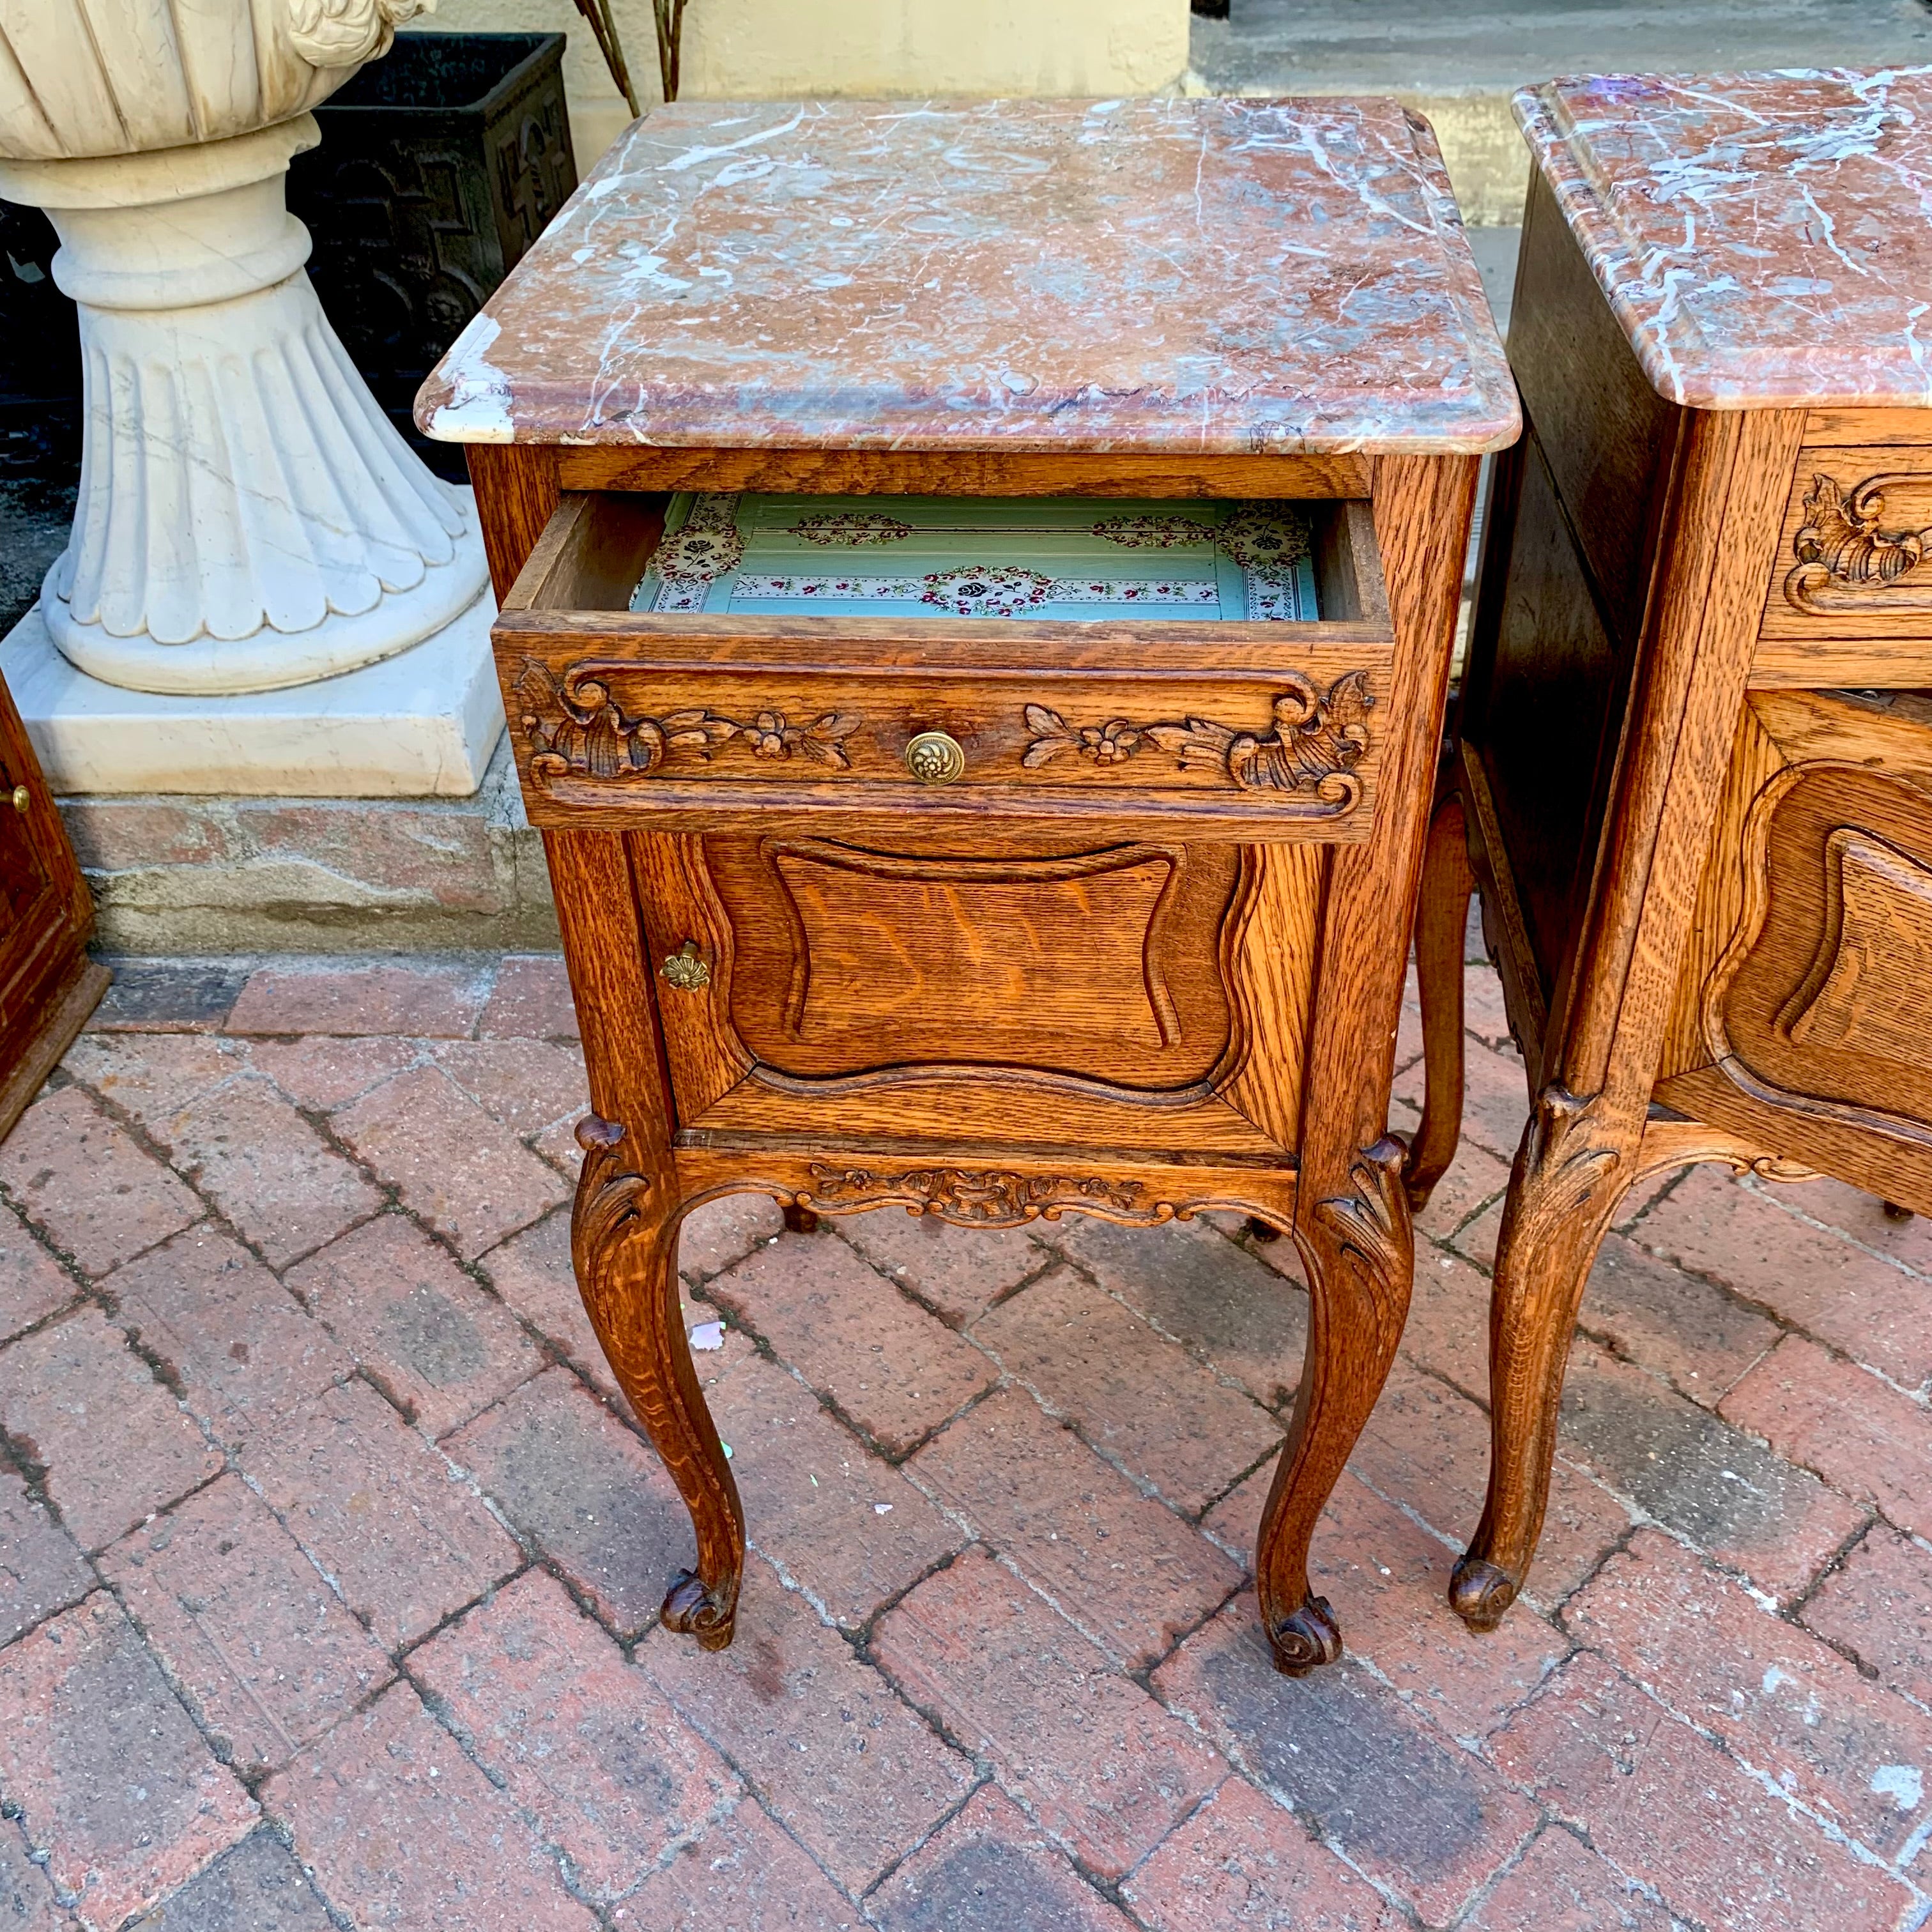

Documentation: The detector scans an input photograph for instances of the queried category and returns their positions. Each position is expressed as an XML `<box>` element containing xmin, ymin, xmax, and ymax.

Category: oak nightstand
<box><xmin>422</xmin><ymin>96</ymin><xmax>1517</xmax><ymax>1675</ymax></box>
<box><xmin>1406</xmin><ymin>68</ymin><xmax>1932</xmax><ymax>1633</ymax></box>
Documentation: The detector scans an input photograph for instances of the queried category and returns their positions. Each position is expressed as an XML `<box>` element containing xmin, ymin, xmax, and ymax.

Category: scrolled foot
<box><xmin>1448</xmin><ymin>1554</ymin><xmax>1519</xmax><ymax>1634</ymax></box>
<box><xmin>662</xmin><ymin>1569</ymin><xmax>739</xmax><ymax>1652</ymax></box>
<box><xmin>1268</xmin><ymin>1594</ymin><xmax>1343</xmax><ymax>1677</ymax></box>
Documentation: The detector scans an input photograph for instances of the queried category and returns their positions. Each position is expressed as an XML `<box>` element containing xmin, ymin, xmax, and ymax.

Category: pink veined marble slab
<box><xmin>1517</xmin><ymin>68</ymin><xmax>1932</xmax><ymax>411</ymax></box>
<box><xmin>415</xmin><ymin>96</ymin><xmax>1518</xmax><ymax>456</ymax></box>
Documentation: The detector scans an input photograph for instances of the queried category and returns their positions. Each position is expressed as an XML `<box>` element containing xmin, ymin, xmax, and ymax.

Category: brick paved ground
<box><xmin>4</xmin><ymin>940</ymin><xmax>1932</xmax><ymax>1929</ymax></box>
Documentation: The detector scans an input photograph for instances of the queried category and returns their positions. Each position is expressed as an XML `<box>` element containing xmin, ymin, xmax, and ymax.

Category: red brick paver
<box><xmin>1568</xmin><ymin>1531</ymin><xmax>1932</xmax><ymax>1860</ymax></box>
<box><xmin>111</xmin><ymin>1071</ymin><xmax>382</xmax><ymax>1267</ymax></box>
<box><xmin>876</xmin><ymin>1547</ymin><xmax>1225</xmax><ymax>1882</ymax></box>
<box><xmin>107</xmin><ymin>1228</ymin><xmax>351</xmax><ymax>1445</ymax></box>
<box><xmin>868</xmin><ymin>1783</ymin><xmax>1137</xmax><ymax>1931</ymax></box>
<box><xmin>227</xmin><ymin>960</ymin><xmax>491</xmax><ymax>1038</ymax></box>
<box><xmin>1121</xmin><ymin>1774</ymin><xmax>1402</xmax><ymax>1931</ymax></box>
<box><xmin>1156</xmin><ymin>1597</ymin><xmax>1537</xmax><ymax>1924</ymax></box>
<box><xmin>0</xmin><ymin>1593</ymin><xmax>257</xmax><ymax>1931</ymax></box>
<box><xmin>1723</xmin><ymin>1333</ymin><xmax>1932</xmax><ymax>1541</ymax></box>
<box><xmin>644</xmin><ymin>1555</ymin><xmax>976</xmax><ymax>1893</ymax></box>
<box><xmin>706</xmin><ymin>1232</ymin><xmax>996</xmax><ymax>1455</ymax></box>
<box><xmin>1493</xmin><ymin>1653</ymin><xmax>1914</xmax><ymax>1932</ymax></box>
<box><xmin>908</xmin><ymin>1382</ymin><xmax>1243</xmax><ymax>1668</ymax></box>
<box><xmin>709</xmin><ymin>1349</ymin><xmax>963</xmax><ymax>1628</ymax></box>
<box><xmin>1560</xmin><ymin>1338</ymin><xmax>1864</xmax><ymax>1600</ymax></box>
<box><xmin>289</xmin><ymin>1215</ymin><xmax>542</xmax><ymax>1436</ymax></box>
<box><xmin>0</xmin><ymin>1087</ymin><xmax>200</xmax><ymax>1278</ymax></box>
<box><xmin>1635</xmin><ymin>1166</ymin><xmax>1932</xmax><ymax>1390</ymax></box>
<box><xmin>33</xmin><ymin>946</ymin><xmax>1932</xmax><ymax>1927</ymax></box>
<box><xmin>624</xmin><ymin>1800</ymin><xmax>861</xmax><ymax>1931</ymax></box>
<box><xmin>0</xmin><ymin>1305</ymin><xmax>222</xmax><ymax>1551</ymax></box>
<box><xmin>125</xmin><ymin>1830</ymin><xmax>335</xmax><ymax>1932</ymax></box>
<box><xmin>266</xmin><ymin>1684</ymin><xmax>596</xmax><ymax>1932</ymax></box>
<box><xmin>245</xmin><ymin>1035</ymin><xmax>418</xmax><ymax>1111</ymax></box>
<box><xmin>448</xmin><ymin>1368</ymin><xmax>690</xmax><ymax>1637</ymax></box>
<box><xmin>0</xmin><ymin>1821</ymin><xmax>69</xmax><ymax>1932</ymax></box>
<box><xmin>0</xmin><ymin>1469</ymin><xmax>91</xmax><ymax>1647</ymax></box>
<box><xmin>839</xmin><ymin>1210</ymin><xmax>1043</xmax><ymax>1327</ymax></box>
<box><xmin>335</xmin><ymin>1066</ymin><xmax>569</xmax><ymax>1260</ymax></box>
<box><xmin>1464</xmin><ymin>1827</ymin><xmax>1675</xmax><ymax>1932</ymax></box>
<box><xmin>1050</xmin><ymin>1213</ymin><xmax>1308</xmax><ymax>1411</ymax></box>
<box><xmin>99</xmin><ymin>1475</ymin><xmax>393</xmax><ymax>1775</ymax></box>
<box><xmin>976</xmin><ymin>1265</ymin><xmax>1280</xmax><ymax>1514</ymax></box>
<box><xmin>0</xmin><ymin>1216</ymin><xmax>77</xmax><ymax>1343</ymax></box>
<box><xmin>477</xmin><ymin>954</ymin><xmax>580</xmax><ymax>1041</ymax></box>
<box><xmin>243</xmin><ymin>1378</ymin><xmax>520</xmax><ymax>1648</ymax></box>
<box><xmin>1305</xmin><ymin>1470</ymin><xmax>1568</xmax><ymax>1742</ymax></box>
<box><xmin>1802</xmin><ymin>1521</ymin><xmax>1932</xmax><ymax>1710</ymax></box>
<box><xmin>408</xmin><ymin>1570</ymin><xmax>739</xmax><ymax>1902</ymax></box>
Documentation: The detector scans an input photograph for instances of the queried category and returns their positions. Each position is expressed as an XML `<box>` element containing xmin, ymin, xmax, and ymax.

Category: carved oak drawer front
<box><xmin>493</xmin><ymin>492</ymin><xmax>1395</xmax><ymax>844</ymax></box>
<box><xmin>1761</xmin><ymin>446</ymin><xmax>1932</xmax><ymax>643</ymax></box>
<box><xmin>1709</xmin><ymin>688</ymin><xmax>1932</xmax><ymax>1142</ymax></box>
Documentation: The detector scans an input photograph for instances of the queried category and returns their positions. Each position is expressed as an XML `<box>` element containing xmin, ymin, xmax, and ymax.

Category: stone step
<box><xmin>62</xmin><ymin>738</ymin><xmax>560</xmax><ymax>957</ymax></box>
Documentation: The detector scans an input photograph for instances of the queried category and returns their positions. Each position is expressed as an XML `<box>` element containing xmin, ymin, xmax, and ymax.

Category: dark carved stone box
<box><xmin>289</xmin><ymin>31</ymin><xmax>579</xmax><ymax>481</ymax></box>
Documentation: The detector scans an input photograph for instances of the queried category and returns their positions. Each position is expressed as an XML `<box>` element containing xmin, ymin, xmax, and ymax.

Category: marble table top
<box><xmin>1517</xmin><ymin>68</ymin><xmax>1932</xmax><ymax>411</ymax></box>
<box><xmin>417</xmin><ymin>97</ymin><xmax>1518</xmax><ymax>456</ymax></box>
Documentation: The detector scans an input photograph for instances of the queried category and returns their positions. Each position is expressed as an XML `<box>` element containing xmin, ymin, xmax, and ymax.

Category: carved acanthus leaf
<box><xmin>1785</xmin><ymin>472</ymin><xmax>1932</xmax><ymax>612</ymax></box>
<box><xmin>801</xmin><ymin>1163</ymin><xmax>1167</xmax><ymax>1229</ymax></box>
<box><xmin>1022</xmin><ymin>670</ymin><xmax>1372</xmax><ymax>812</ymax></box>
<box><xmin>516</xmin><ymin>659</ymin><xmax>859</xmax><ymax>782</ymax></box>
<box><xmin>1305</xmin><ymin>1136</ymin><xmax>1411</xmax><ymax>1351</ymax></box>
<box><xmin>569</xmin><ymin>1116</ymin><xmax>654</xmax><ymax>1334</ymax></box>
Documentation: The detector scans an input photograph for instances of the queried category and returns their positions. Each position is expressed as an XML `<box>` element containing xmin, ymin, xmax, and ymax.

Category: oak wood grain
<box><xmin>467</xmin><ymin>444</ymin><xmax>560</xmax><ymax>601</ymax></box>
<box><xmin>1254</xmin><ymin>449</ymin><xmax>1479</xmax><ymax>1673</ymax></box>
<box><xmin>486</xmin><ymin>438</ymin><xmax>1469</xmax><ymax>1677</ymax></box>
<box><xmin>555</xmin><ymin>445</ymin><xmax>1375</xmax><ymax>500</ymax></box>
<box><xmin>1424</xmin><ymin>404</ymin><xmax>1809</xmax><ymax>1637</ymax></box>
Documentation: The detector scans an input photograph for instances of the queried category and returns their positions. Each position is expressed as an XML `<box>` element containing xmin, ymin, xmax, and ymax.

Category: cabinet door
<box><xmin>0</xmin><ymin>671</ymin><xmax>105</xmax><ymax>1137</ymax></box>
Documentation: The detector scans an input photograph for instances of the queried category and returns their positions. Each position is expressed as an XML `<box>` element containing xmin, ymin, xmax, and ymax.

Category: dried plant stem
<box><xmin>652</xmin><ymin>0</ymin><xmax>689</xmax><ymax>103</ymax></box>
<box><xmin>571</xmin><ymin>0</ymin><xmax>641</xmax><ymax>115</ymax></box>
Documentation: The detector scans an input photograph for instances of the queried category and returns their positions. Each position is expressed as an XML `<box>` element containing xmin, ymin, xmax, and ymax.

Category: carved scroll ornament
<box><xmin>1784</xmin><ymin>473</ymin><xmax>1932</xmax><ymax>613</ymax></box>
<box><xmin>1022</xmin><ymin>668</ymin><xmax>1372</xmax><ymax>812</ymax></box>
<box><xmin>516</xmin><ymin>659</ymin><xmax>859</xmax><ymax>781</ymax></box>
<box><xmin>802</xmin><ymin>1163</ymin><xmax>1169</xmax><ymax>1229</ymax></box>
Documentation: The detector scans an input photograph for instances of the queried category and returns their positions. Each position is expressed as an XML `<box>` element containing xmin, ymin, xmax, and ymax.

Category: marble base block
<box><xmin>1</xmin><ymin>593</ymin><xmax>505</xmax><ymax>799</ymax></box>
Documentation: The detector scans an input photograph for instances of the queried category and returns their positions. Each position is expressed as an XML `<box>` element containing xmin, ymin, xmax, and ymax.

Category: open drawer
<box><xmin>493</xmin><ymin>489</ymin><xmax>1396</xmax><ymax>843</ymax></box>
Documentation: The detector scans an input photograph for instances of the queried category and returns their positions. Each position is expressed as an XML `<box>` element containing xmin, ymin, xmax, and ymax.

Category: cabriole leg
<box><xmin>1254</xmin><ymin>1137</ymin><xmax>1413</xmax><ymax>1675</ymax></box>
<box><xmin>572</xmin><ymin>1119</ymin><xmax>745</xmax><ymax>1648</ymax></box>
<box><xmin>1451</xmin><ymin>1087</ymin><xmax>1634</xmax><ymax>1633</ymax></box>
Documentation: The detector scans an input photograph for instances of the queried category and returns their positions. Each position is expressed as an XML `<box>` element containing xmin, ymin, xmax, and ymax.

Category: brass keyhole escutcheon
<box><xmin>904</xmin><ymin>730</ymin><xmax>965</xmax><ymax>785</ymax></box>
<box><xmin>662</xmin><ymin>940</ymin><xmax>710</xmax><ymax>992</ymax></box>
<box><xmin>8</xmin><ymin>786</ymin><xmax>26</xmax><ymax>813</ymax></box>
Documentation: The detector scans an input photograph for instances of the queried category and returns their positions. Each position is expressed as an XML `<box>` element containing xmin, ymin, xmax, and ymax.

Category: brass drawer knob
<box><xmin>905</xmin><ymin>730</ymin><xmax>965</xmax><ymax>785</ymax></box>
<box><xmin>9</xmin><ymin>786</ymin><xmax>26</xmax><ymax>813</ymax></box>
<box><xmin>662</xmin><ymin>940</ymin><xmax>710</xmax><ymax>991</ymax></box>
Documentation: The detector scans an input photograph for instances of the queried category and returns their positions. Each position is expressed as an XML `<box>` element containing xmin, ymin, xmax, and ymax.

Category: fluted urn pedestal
<box><xmin>0</xmin><ymin>0</ymin><xmax>502</xmax><ymax>794</ymax></box>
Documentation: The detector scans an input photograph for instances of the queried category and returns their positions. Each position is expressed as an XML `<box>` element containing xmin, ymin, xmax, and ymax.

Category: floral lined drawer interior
<box><xmin>494</xmin><ymin>489</ymin><xmax>1391</xmax><ymax>843</ymax></box>
<box><xmin>631</xmin><ymin>494</ymin><xmax>1321</xmax><ymax>623</ymax></box>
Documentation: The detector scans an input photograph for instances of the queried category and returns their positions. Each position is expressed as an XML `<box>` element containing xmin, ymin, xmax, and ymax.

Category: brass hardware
<box><xmin>662</xmin><ymin>940</ymin><xmax>710</xmax><ymax>991</ymax></box>
<box><xmin>8</xmin><ymin>786</ymin><xmax>25</xmax><ymax>813</ymax></box>
<box><xmin>904</xmin><ymin>730</ymin><xmax>966</xmax><ymax>785</ymax></box>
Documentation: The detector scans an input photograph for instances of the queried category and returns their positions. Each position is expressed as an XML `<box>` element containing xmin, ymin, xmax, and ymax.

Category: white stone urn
<box><xmin>0</xmin><ymin>1</ymin><xmax>490</xmax><ymax>695</ymax></box>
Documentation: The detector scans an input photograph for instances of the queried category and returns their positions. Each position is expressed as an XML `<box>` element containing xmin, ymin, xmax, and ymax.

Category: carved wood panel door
<box><xmin>0</xmin><ymin>671</ymin><xmax>107</xmax><ymax>1138</ymax></box>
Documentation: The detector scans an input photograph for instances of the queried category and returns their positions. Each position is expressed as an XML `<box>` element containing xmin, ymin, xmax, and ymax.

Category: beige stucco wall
<box><xmin>413</xmin><ymin>0</ymin><xmax>1193</xmax><ymax>167</ymax></box>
